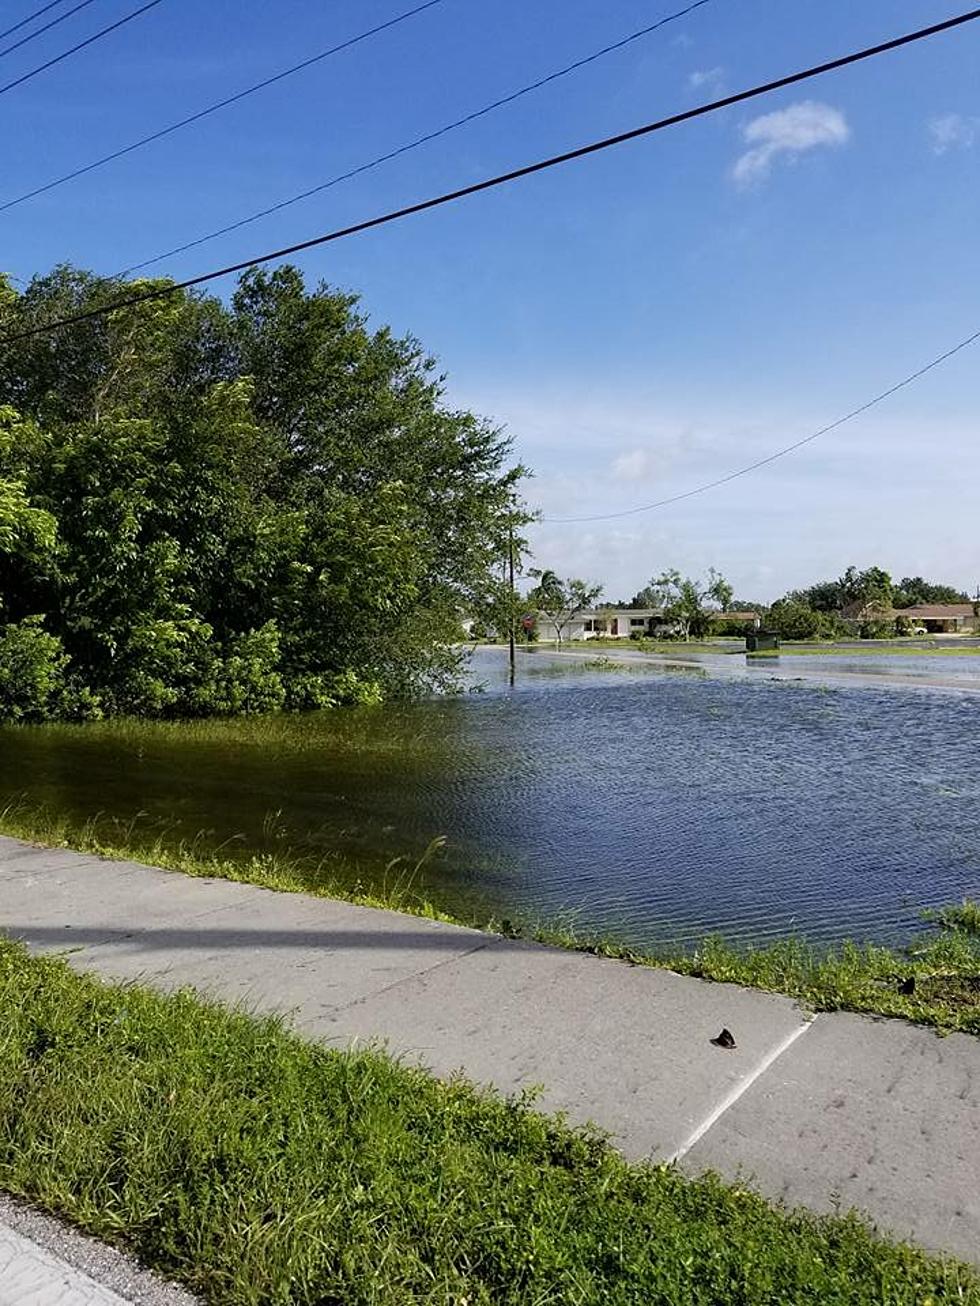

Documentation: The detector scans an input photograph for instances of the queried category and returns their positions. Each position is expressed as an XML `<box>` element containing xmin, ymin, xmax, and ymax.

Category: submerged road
<box><xmin>1</xmin><ymin>833</ymin><xmax>978</xmax><ymax>1281</ymax></box>
<box><xmin>522</xmin><ymin>643</ymin><xmax>980</xmax><ymax>694</ymax></box>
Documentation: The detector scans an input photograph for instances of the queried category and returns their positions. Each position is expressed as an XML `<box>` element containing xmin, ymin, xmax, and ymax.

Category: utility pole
<box><xmin>508</xmin><ymin>524</ymin><xmax>516</xmax><ymax>686</ymax></box>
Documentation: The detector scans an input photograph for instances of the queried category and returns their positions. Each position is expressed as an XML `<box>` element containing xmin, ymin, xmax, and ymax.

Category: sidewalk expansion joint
<box><xmin>667</xmin><ymin>1016</ymin><xmax>816</xmax><ymax>1164</ymax></box>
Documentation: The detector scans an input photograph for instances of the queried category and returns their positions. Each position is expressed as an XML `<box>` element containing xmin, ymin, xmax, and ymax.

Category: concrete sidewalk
<box><xmin>0</xmin><ymin>1194</ymin><xmax>197</xmax><ymax>1305</ymax></box>
<box><xmin>1</xmin><ymin>834</ymin><xmax>978</xmax><ymax>1269</ymax></box>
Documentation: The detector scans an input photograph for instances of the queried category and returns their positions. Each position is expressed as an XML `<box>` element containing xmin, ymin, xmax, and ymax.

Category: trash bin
<box><xmin>746</xmin><ymin>630</ymin><xmax>780</xmax><ymax>653</ymax></box>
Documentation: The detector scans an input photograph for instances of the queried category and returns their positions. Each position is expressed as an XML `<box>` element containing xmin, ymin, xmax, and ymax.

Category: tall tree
<box><xmin>0</xmin><ymin>265</ymin><xmax>528</xmax><ymax>719</ymax></box>
<box><xmin>526</xmin><ymin>571</ymin><xmax>603</xmax><ymax>645</ymax></box>
<box><xmin>893</xmin><ymin>576</ymin><xmax>970</xmax><ymax>607</ymax></box>
<box><xmin>646</xmin><ymin>568</ymin><xmax>732</xmax><ymax>641</ymax></box>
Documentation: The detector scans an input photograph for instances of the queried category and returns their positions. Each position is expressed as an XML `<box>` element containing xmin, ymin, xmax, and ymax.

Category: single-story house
<box><xmin>840</xmin><ymin>600</ymin><xmax>896</xmax><ymax>624</ymax></box>
<box><xmin>535</xmin><ymin>608</ymin><xmax>663</xmax><ymax>641</ymax></box>
<box><xmin>898</xmin><ymin>603</ymin><xmax>980</xmax><ymax>634</ymax></box>
<box><xmin>839</xmin><ymin>600</ymin><xmax>979</xmax><ymax>634</ymax></box>
<box><xmin>535</xmin><ymin>607</ymin><xmax>761</xmax><ymax>641</ymax></box>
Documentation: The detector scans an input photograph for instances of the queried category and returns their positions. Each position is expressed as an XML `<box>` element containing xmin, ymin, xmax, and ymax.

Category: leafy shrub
<box><xmin>211</xmin><ymin>623</ymin><xmax>286</xmax><ymax>716</ymax></box>
<box><xmin>0</xmin><ymin>616</ymin><xmax>67</xmax><ymax>721</ymax></box>
<box><xmin>330</xmin><ymin>669</ymin><xmax>383</xmax><ymax>707</ymax></box>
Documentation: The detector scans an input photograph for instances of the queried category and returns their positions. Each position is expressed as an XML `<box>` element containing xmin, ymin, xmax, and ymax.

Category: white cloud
<box><xmin>610</xmin><ymin>433</ymin><xmax>697</xmax><ymax>484</ymax></box>
<box><xmin>928</xmin><ymin>113</ymin><xmax>978</xmax><ymax>154</ymax></box>
<box><xmin>611</xmin><ymin>449</ymin><xmax>657</xmax><ymax>481</ymax></box>
<box><xmin>732</xmin><ymin>100</ymin><xmax>849</xmax><ymax>186</ymax></box>
<box><xmin>451</xmin><ymin>381</ymin><xmax>980</xmax><ymax>602</ymax></box>
<box><xmin>688</xmin><ymin>66</ymin><xmax>725</xmax><ymax>94</ymax></box>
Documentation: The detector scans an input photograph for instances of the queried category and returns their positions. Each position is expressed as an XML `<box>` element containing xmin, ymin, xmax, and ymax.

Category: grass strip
<box><xmin>536</xmin><ymin>921</ymin><xmax>980</xmax><ymax>1037</ymax></box>
<box><xmin>762</xmin><ymin>644</ymin><xmax>980</xmax><ymax>658</ymax></box>
<box><xmin>0</xmin><ymin>939</ymin><xmax>976</xmax><ymax>1305</ymax></box>
<box><xmin>2</xmin><ymin>797</ymin><xmax>980</xmax><ymax>1038</ymax></box>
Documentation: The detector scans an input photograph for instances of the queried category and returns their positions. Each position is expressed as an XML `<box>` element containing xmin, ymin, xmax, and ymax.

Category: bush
<box><xmin>212</xmin><ymin>623</ymin><xmax>286</xmax><ymax>716</ymax></box>
<box><xmin>860</xmin><ymin>619</ymin><xmax>896</xmax><ymax>640</ymax></box>
<box><xmin>0</xmin><ymin>616</ymin><xmax>67</xmax><ymax>721</ymax></box>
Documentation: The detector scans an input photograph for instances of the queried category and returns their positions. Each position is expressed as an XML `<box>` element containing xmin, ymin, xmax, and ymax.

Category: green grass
<box><xmin>3</xmin><ymin>796</ymin><xmax>980</xmax><ymax>1038</ymax></box>
<box><xmin>0</xmin><ymin>940</ymin><xmax>975</xmax><ymax>1305</ymax></box>
<box><xmin>560</xmin><ymin>639</ymin><xmax>736</xmax><ymax>654</ymax></box>
<box><xmin>535</xmin><ymin>923</ymin><xmax>980</xmax><ymax>1037</ymax></box>
<box><xmin>0</xmin><ymin>796</ymin><xmax>458</xmax><ymax>922</ymax></box>
<box><xmin>768</xmin><ymin>643</ymin><xmax>980</xmax><ymax>657</ymax></box>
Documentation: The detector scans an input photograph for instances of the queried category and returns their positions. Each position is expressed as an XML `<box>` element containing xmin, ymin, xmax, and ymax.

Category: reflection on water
<box><xmin>1</xmin><ymin>648</ymin><xmax>978</xmax><ymax>950</ymax></box>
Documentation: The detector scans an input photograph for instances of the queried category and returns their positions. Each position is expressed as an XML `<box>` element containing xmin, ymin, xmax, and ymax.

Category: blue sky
<box><xmin>4</xmin><ymin>0</ymin><xmax>979</xmax><ymax>601</ymax></box>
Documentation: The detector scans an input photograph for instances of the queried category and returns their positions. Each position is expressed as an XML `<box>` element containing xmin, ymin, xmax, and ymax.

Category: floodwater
<box><xmin>1</xmin><ymin>647</ymin><xmax>978</xmax><ymax>950</ymax></box>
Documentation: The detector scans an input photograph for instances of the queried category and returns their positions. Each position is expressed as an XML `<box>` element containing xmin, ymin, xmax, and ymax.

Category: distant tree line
<box><xmin>0</xmin><ymin>266</ymin><xmax>526</xmax><ymax>721</ymax></box>
<box><xmin>513</xmin><ymin>562</ymin><xmax>974</xmax><ymax>645</ymax></box>
<box><xmin>766</xmin><ymin>567</ymin><xmax>973</xmax><ymax>639</ymax></box>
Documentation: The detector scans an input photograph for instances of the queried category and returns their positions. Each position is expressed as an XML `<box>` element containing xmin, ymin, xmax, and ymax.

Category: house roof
<box><xmin>572</xmin><ymin>608</ymin><xmax>663</xmax><ymax>620</ymax></box>
<box><xmin>899</xmin><ymin>603</ymin><xmax>977</xmax><ymax>619</ymax></box>
<box><xmin>840</xmin><ymin>600</ymin><xmax>896</xmax><ymax>620</ymax></box>
<box><xmin>535</xmin><ymin>608</ymin><xmax>664</xmax><ymax>622</ymax></box>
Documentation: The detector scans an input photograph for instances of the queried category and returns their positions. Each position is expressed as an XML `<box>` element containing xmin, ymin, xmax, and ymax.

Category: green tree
<box><xmin>893</xmin><ymin>576</ymin><xmax>970</xmax><ymax>607</ymax></box>
<box><xmin>767</xmin><ymin>599</ymin><xmax>826</xmax><ymax>640</ymax></box>
<box><xmin>646</xmin><ymin>568</ymin><xmax>732</xmax><ymax>641</ymax></box>
<box><xmin>628</xmin><ymin>585</ymin><xmax>660</xmax><ymax>609</ymax></box>
<box><xmin>793</xmin><ymin>565</ymin><xmax>893</xmax><ymax>614</ymax></box>
<box><xmin>0</xmin><ymin>266</ymin><xmax>527</xmax><ymax>720</ymax></box>
<box><xmin>526</xmin><ymin>570</ymin><xmax>603</xmax><ymax>645</ymax></box>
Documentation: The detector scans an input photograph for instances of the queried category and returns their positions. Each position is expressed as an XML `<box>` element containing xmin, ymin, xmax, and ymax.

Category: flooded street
<box><xmin>1</xmin><ymin>647</ymin><xmax>978</xmax><ymax>951</ymax></box>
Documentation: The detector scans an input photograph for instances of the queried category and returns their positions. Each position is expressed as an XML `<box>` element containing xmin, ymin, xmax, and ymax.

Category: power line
<box><xmin>0</xmin><ymin>0</ymin><xmax>446</xmax><ymax>214</ymax></box>
<box><xmin>0</xmin><ymin>0</ymin><xmax>164</xmax><ymax>98</ymax></box>
<box><xmin>3</xmin><ymin>6</ymin><xmax>979</xmax><ymax>344</ymax></box>
<box><xmin>118</xmin><ymin>0</ymin><xmax>716</xmax><ymax>278</ymax></box>
<box><xmin>0</xmin><ymin>0</ymin><xmax>72</xmax><ymax>44</ymax></box>
<box><xmin>0</xmin><ymin>0</ymin><xmax>100</xmax><ymax>61</ymax></box>
<box><xmin>540</xmin><ymin>327</ymin><xmax>980</xmax><ymax>523</ymax></box>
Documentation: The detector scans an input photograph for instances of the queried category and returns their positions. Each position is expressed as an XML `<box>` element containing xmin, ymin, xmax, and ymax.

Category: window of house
<box><xmin>630</xmin><ymin>618</ymin><xmax>645</xmax><ymax>627</ymax></box>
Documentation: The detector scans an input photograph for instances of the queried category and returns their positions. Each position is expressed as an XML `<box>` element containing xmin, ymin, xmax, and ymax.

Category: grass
<box><xmin>559</xmin><ymin>639</ymin><xmax>735</xmax><ymax>654</ymax></box>
<box><xmin>536</xmin><ymin>919</ymin><xmax>980</xmax><ymax>1037</ymax></box>
<box><xmin>0</xmin><ymin>796</ymin><xmax>459</xmax><ymax>922</ymax></box>
<box><xmin>768</xmin><ymin>643</ymin><xmax>980</xmax><ymax>658</ymax></box>
<box><xmin>3</xmin><ymin>796</ymin><xmax>980</xmax><ymax>1039</ymax></box>
<box><xmin>548</xmin><ymin>638</ymin><xmax>980</xmax><ymax>659</ymax></box>
<box><xmin>0</xmin><ymin>939</ymin><xmax>976</xmax><ymax>1305</ymax></box>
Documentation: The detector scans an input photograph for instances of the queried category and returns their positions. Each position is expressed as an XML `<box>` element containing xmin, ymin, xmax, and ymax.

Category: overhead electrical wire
<box><xmin>118</xmin><ymin>0</ymin><xmax>716</xmax><ymax>277</ymax></box>
<box><xmin>0</xmin><ymin>0</ymin><xmax>73</xmax><ymax>44</ymax></box>
<box><xmin>0</xmin><ymin>0</ymin><xmax>164</xmax><ymax>98</ymax></box>
<box><xmin>3</xmin><ymin>6</ymin><xmax>979</xmax><ymax>345</ymax></box>
<box><xmin>0</xmin><ymin>0</ymin><xmax>446</xmax><ymax>213</ymax></box>
<box><xmin>0</xmin><ymin>0</ymin><xmax>100</xmax><ymax>61</ymax></box>
<box><xmin>540</xmin><ymin>327</ymin><xmax>980</xmax><ymax>522</ymax></box>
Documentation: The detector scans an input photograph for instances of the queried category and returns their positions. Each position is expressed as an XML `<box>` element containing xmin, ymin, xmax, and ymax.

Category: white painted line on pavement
<box><xmin>668</xmin><ymin>1017</ymin><xmax>816</xmax><ymax>1164</ymax></box>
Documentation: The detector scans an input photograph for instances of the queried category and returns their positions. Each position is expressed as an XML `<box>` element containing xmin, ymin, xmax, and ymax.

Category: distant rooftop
<box><xmin>899</xmin><ymin>603</ymin><xmax>977</xmax><ymax>619</ymax></box>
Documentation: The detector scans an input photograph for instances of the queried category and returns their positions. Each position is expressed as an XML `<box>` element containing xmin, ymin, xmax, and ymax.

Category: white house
<box><xmin>535</xmin><ymin>608</ymin><xmax>664</xmax><ymax>642</ymax></box>
<box><xmin>533</xmin><ymin>607</ymin><xmax>763</xmax><ymax>642</ymax></box>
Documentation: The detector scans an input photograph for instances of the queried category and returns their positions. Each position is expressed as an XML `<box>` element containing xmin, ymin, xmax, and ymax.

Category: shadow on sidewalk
<box><xmin>0</xmin><ymin>924</ymin><xmax>528</xmax><ymax>952</ymax></box>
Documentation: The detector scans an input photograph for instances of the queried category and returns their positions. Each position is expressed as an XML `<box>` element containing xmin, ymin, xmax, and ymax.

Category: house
<box><xmin>711</xmin><ymin>610</ymin><xmax>763</xmax><ymax>631</ymax></box>
<box><xmin>840</xmin><ymin>600</ymin><xmax>896</xmax><ymax>624</ymax></box>
<box><xmin>898</xmin><ymin>603</ymin><xmax>980</xmax><ymax>634</ymax></box>
<box><xmin>535</xmin><ymin>608</ymin><xmax>663</xmax><ymax>641</ymax></box>
<box><xmin>535</xmin><ymin>606</ymin><xmax>767</xmax><ymax>641</ymax></box>
<box><xmin>839</xmin><ymin>600</ymin><xmax>980</xmax><ymax>634</ymax></box>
